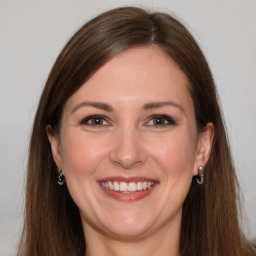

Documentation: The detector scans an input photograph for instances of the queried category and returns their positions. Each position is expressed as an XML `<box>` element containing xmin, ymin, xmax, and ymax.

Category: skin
<box><xmin>47</xmin><ymin>46</ymin><xmax>213</xmax><ymax>256</ymax></box>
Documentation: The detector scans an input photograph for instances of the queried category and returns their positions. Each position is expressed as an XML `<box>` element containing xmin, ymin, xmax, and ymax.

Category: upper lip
<box><xmin>98</xmin><ymin>176</ymin><xmax>158</xmax><ymax>183</ymax></box>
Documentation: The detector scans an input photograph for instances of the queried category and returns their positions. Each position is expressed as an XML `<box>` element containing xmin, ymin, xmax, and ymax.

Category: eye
<box><xmin>80</xmin><ymin>115</ymin><xmax>110</xmax><ymax>126</ymax></box>
<box><xmin>146</xmin><ymin>114</ymin><xmax>177</xmax><ymax>127</ymax></box>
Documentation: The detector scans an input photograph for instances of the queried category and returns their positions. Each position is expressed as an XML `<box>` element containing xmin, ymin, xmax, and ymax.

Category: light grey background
<box><xmin>0</xmin><ymin>0</ymin><xmax>255</xmax><ymax>255</ymax></box>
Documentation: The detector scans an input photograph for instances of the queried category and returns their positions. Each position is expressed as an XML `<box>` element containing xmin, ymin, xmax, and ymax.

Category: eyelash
<box><xmin>80</xmin><ymin>115</ymin><xmax>110</xmax><ymax>126</ymax></box>
<box><xmin>80</xmin><ymin>114</ymin><xmax>177</xmax><ymax>127</ymax></box>
<box><xmin>146</xmin><ymin>114</ymin><xmax>177</xmax><ymax>127</ymax></box>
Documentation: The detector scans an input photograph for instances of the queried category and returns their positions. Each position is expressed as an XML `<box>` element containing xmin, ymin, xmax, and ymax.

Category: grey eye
<box><xmin>80</xmin><ymin>115</ymin><xmax>109</xmax><ymax>126</ymax></box>
<box><xmin>147</xmin><ymin>115</ymin><xmax>177</xmax><ymax>126</ymax></box>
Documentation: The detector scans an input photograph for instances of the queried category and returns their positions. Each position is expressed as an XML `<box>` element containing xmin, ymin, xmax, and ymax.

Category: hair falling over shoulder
<box><xmin>17</xmin><ymin>6</ymin><xmax>256</xmax><ymax>256</ymax></box>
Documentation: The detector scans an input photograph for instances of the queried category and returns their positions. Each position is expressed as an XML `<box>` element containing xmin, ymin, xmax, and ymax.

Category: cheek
<box><xmin>149</xmin><ymin>130</ymin><xmax>197</xmax><ymax>177</ymax></box>
<box><xmin>60</xmin><ymin>130</ymin><xmax>109</xmax><ymax>211</ymax></box>
<box><xmin>61</xmin><ymin>130</ymin><xmax>106</xmax><ymax>178</ymax></box>
<box><xmin>153</xmin><ymin>130</ymin><xmax>197</xmax><ymax>209</ymax></box>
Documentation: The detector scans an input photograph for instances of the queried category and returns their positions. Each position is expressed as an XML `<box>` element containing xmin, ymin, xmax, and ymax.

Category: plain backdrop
<box><xmin>0</xmin><ymin>0</ymin><xmax>255</xmax><ymax>255</ymax></box>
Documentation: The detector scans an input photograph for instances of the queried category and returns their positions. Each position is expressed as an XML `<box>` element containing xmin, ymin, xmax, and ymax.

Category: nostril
<box><xmin>113</xmin><ymin>158</ymin><xmax>142</xmax><ymax>169</ymax></box>
<box><xmin>109</xmin><ymin>148</ymin><xmax>147</xmax><ymax>169</ymax></box>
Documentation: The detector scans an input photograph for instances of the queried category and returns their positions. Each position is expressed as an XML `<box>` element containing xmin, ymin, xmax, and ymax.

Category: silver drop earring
<box><xmin>196</xmin><ymin>166</ymin><xmax>204</xmax><ymax>185</ymax></box>
<box><xmin>57</xmin><ymin>168</ymin><xmax>65</xmax><ymax>185</ymax></box>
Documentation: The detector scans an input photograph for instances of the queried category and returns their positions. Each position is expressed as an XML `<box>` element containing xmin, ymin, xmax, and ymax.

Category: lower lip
<box><xmin>99</xmin><ymin>184</ymin><xmax>157</xmax><ymax>202</ymax></box>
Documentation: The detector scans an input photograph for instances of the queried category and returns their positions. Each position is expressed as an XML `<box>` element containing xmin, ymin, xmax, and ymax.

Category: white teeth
<box><xmin>101</xmin><ymin>181</ymin><xmax>155</xmax><ymax>192</ymax></box>
<box><xmin>113</xmin><ymin>181</ymin><xmax>119</xmax><ymax>191</ymax></box>
<box><xmin>108</xmin><ymin>181</ymin><xmax>114</xmax><ymax>190</ymax></box>
<box><xmin>119</xmin><ymin>182</ymin><xmax>128</xmax><ymax>191</ymax></box>
<box><xmin>137</xmin><ymin>181</ymin><xmax>142</xmax><ymax>191</ymax></box>
<box><xmin>128</xmin><ymin>182</ymin><xmax>137</xmax><ymax>192</ymax></box>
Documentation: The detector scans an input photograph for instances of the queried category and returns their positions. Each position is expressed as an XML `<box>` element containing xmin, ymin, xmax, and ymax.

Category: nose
<box><xmin>109</xmin><ymin>126</ymin><xmax>147</xmax><ymax>169</ymax></box>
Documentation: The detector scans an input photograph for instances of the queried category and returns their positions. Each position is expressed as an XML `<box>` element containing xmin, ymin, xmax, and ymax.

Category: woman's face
<box><xmin>48</xmin><ymin>46</ymin><xmax>212</xmax><ymax>240</ymax></box>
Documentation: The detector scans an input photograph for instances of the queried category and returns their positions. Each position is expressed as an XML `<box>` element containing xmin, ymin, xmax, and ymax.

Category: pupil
<box><xmin>94</xmin><ymin>118</ymin><xmax>101</xmax><ymax>125</ymax></box>
<box><xmin>155</xmin><ymin>118</ymin><xmax>162</xmax><ymax>125</ymax></box>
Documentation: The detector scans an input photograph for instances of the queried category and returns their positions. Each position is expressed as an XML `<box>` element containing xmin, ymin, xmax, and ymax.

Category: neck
<box><xmin>83</xmin><ymin>221</ymin><xmax>181</xmax><ymax>256</ymax></box>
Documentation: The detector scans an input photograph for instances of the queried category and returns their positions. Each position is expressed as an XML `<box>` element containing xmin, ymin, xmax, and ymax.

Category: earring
<box><xmin>57</xmin><ymin>168</ymin><xmax>65</xmax><ymax>185</ymax></box>
<box><xmin>196</xmin><ymin>166</ymin><xmax>204</xmax><ymax>185</ymax></box>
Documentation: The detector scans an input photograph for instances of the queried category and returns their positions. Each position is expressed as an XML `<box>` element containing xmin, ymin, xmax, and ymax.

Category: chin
<box><xmin>105</xmin><ymin>223</ymin><xmax>153</xmax><ymax>240</ymax></box>
<box><xmin>99</xmin><ymin>212</ymin><xmax>157</xmax><ymax>239</ymax></box>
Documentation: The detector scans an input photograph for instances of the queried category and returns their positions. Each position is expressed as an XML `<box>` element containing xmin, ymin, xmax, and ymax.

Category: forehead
<box><xmin>65</xmin><ymin>46</ymin><xmax>193</xmax><ymax>112</ymax></box>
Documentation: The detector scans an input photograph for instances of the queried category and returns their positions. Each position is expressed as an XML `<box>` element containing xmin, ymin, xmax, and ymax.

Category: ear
<box><xmin>193</xmin><ymin>122</ymin><xmax>214</xmax><ymax>176</ymax></box>
<box><xmin>46</xmin><ymin>124</ymin><xmax>63</xmax><ymax>170</ymax></box>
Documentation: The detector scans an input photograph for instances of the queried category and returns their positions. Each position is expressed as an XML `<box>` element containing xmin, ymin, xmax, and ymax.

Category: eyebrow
<box><xmin>71</xmin><ymin>102</ymin><xmax>113</xmax><ymax>113</ymax></box>
<box><xmin>143</xmin><ymin>101</ymin><xmax>185</xmax><ymax>113</ymax></box>
<box><xmin>71</xmin><ymin>101</ymin><xmax>185</xmax><ymax>114</ymax></box>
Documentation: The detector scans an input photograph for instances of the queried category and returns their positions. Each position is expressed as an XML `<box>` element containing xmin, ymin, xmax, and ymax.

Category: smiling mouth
<box><xmin>98</xmin><ymin>177</ymin><xmax>158</xmax><ymax>201</ymax></box>
<box><xmin>100</xmin><ymin>181</ymin><xmax>155</xmax><ymax>192</ymax></box>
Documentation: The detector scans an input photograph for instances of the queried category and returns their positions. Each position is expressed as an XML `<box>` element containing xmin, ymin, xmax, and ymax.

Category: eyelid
<box><xmin>79</xmin><ymin>114</ymin><xmax>177</xmax><ymax>127</ymax></box>
<box><xmin>80</xmin><ymin>115</ymin><xmax>111</xmax><ymax>126</ymax></box>
<box><xmin>144</xmin><ymin>114</ymin><xmax>177</xmax><ymax>126</ymax></box>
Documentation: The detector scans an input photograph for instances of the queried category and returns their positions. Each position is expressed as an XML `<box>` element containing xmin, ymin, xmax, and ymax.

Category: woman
<box><xmin>18</xmin><ymin>6</ymin><xmax>256</xmax><ymax>256</ymax></box>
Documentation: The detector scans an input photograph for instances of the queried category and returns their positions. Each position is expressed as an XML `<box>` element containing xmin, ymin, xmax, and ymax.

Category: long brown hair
<box><xmin>18</xmin><ymin>6</ymin><xmax>256</xmax><ymax>256</ymax></box>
